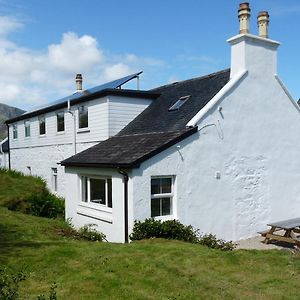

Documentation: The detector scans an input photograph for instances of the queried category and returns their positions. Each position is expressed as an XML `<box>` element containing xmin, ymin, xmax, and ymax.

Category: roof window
<box><xmin>169</xmin><ymin>95</ymin><xmax>190</xmax><ymax>111</ymax></box>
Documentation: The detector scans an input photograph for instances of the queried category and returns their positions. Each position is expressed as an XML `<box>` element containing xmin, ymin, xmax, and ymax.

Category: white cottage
<box><xmin>6</xmin><ymin>3</ymin><xmax>300</xmax><ymax>243</ymax></box>
<box><xmin>61</xmin><ymin>3</ymin><xmax>300</xmax><ymax>242</ymax></box>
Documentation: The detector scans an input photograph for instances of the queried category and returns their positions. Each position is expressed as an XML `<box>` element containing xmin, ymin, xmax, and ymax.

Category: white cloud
<box><xmin>0</xmin><ymin>16</ymin><xmax>167</xmax><ymax>110</ymax></box>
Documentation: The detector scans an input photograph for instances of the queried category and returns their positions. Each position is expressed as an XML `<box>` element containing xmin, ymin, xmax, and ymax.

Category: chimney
<box><xmin>257</xmin><ymin>11</ymin><xmax>269</xmax><ymax>38</ymax></box>
<box><xmin>75</xmin><ymin>74</ymin><xmax>83</xmax><ymax>92</ymax></box>
<box><xmin>227</xmin><ymin>3</ymin><xmax>280</xmax><ymax>79</ymax></box>
<box><xmin>238</xmin><ymin>3</ymin><xmax>251</xmax><ymax>34</ymax></box>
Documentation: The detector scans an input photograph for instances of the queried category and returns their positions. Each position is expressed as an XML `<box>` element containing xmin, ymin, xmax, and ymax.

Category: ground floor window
<box><xmin>151</xmin><ymin>176</ymin><xmax>174</xmax><ymax>217</ymax></box>
<box><xmin>81</xmin><ymin>176</ymin><xmax>112</xmax><ymax>208</ymax></box>
<box><xmin>52</xmin><ymin>168</ymin><xmax>58</xmax><ymax>192</ymax></box>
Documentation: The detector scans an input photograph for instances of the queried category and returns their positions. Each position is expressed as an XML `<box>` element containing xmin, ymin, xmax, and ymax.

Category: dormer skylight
<box><xmin>169</xmin><ymin>95</ymin><xmax>191</xmax><ymax>111</ymax></box>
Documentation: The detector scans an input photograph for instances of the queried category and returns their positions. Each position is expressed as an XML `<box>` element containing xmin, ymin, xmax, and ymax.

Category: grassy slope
<box><xmin>1</xmin><ymin>170</ymin><xmax>300</xmax><ymax>299</ymax></box>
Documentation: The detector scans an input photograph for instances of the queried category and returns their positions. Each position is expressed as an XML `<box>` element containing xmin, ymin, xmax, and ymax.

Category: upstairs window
<box><xmin>13</xmin><ymin>124</ymin><xmax>18</xmax><ymax>139</ymax></box>
<box><xmin>82</xmin><ymin>176</ymin><xmax>112</xmax><ymax>208</ymax></box>
<box><xmin>39</xmin><ymin>116</ymin><xmax>46</xmax><ymax>135</ymax></box>
<box><xmin>78</xmin><ymin>106</ymin><xmax>88</xmax><ymax>129</ymax></box>
<box><xmin>57</xmin><ymin>112</ymin><xmax>65</xmax><ymax>132</ymax></box>
<box><xmin>151</xmin><ymin>177</ymin><xmax>173</xmax><ymax>217</ymax></box>
<box><xmin>169</xmin><ymin>95</ymin><xmax>191</xmax><ymax>111</ymax></box>
<box><xmin>24</xmin><ymin>121</ymin><xmax>30</xmax><ymax>137</ymax></box>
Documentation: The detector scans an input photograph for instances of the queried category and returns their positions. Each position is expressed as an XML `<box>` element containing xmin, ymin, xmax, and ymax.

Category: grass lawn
<box><xmin>1</xmin><ymin>168</ymin><xmax>300</xmax><ymax>299</ymax></box>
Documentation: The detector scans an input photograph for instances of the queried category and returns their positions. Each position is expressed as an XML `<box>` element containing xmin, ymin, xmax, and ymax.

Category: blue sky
<box><xmin>0</xmin><ymin>0</ymin><xmax>299</xmax><ymax>110</ymax></box>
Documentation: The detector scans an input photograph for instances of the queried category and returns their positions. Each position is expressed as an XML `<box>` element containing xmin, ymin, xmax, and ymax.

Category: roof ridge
<box><xmin>116</xmin><ymin>129</ymin><xmax>191</xmax><ymax>138</ymax></box>
<box><xmin>150</xmin><ymin>68</ymin><xmax>230</xmax><ymax>91</ymax></box>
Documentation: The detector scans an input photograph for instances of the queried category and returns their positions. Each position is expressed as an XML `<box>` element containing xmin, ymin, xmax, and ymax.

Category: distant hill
<box><xmin>0</xmin><ymin>103</ymin><xmax>25</xmax><ymax>140</ymax></box>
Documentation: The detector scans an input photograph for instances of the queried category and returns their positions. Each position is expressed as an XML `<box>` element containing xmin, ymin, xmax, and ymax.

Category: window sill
<box><xmin>153</xmin><ymin>215</ymin><xmax>175</xmax><ymax>222</ymax></box>
<box><xmin>39</xmin><ymin>134</ymin><xmax>46</xmax><ymax>138</ymax></box>
<box><xmin>77</xmin><ymin>202</ymin><xmax>112</xmax><ymax>223</ymax></box>
<box><xmin>77</xmin><ymin>128</ymin><xmax>90</xmax><ymax>134</ymax></box>
<box><xmin>56</xmin><ymin>131</ymin><xmax>65</xmax><ymax>135</ymax></box>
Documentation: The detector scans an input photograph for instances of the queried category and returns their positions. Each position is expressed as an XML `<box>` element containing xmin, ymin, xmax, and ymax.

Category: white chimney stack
<box><xmin>257</xmin><ymin>11</ymin><xmax>269</xmax><ymax>38</ymax></box>
<box><xmin>238</xmin><ymin>2</ymin><xmax>251</xmax><ymax>34</ymax></box>
<box><xmin>227</xmin><ymin>3</ymin><xmax>280</xmax><ymax>79</ymax></box>
<box><xmin>75</xmin><ymin>74</ymin><xmax>83</xmax><ymax>92</ymax></box>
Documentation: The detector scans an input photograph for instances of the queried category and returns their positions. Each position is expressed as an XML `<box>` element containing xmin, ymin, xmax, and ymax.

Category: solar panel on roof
<box><xmin>24</xmin><ymin>71</ymin><xmax>143</xmax><ymax>115</ymax></box>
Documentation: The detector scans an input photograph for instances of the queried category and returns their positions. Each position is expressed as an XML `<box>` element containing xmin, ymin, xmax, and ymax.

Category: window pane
<box><xmin>57</xmin><ymin>112</ymin><xmax>65</xmax><ymax>132</ymax></box>
<box><xmin>82</xmin><ymin>177</ymin><xmax>87</xmax><ymax>202</ymax></box>
<box><xmin>161</xmin><ymin>178</ymin><xmax>172</xmax><ymax>193</ymax></box>
<box><xmin>13</xmin><ymin>125</ymin><xmax>18</xmax><ymax>139</ymax></box>
<box><xmin>79</xmin><ymin>106</ymin><xmax>88</xmax><ymax>128</ymax></box>
<box><xmin>151</xmin><ymin>198</ymin><xmax>161</xmax><ymax>217</ymax></box>
<box><xmin>151</xmin><ymin>178</ymin><xmax>160</xmax><ymax>195</ymax></box>
<box><xmin>162</xmin><ymin>198</ymin><xmax>171</xmax><ymax>216</ymax></box>
<box><xmin>25</xmin><ymin>122</ymin><xmax>30</xmax><ymax>137</ymax></box>
<box><xmin>39</xmin><ymin>117</ymin><xmax>46</xmax><ymax>135</ymax></box>
<box><xmin>90</xmin><ymin>178</ymin><xmax>105</xmax><ymax>205</ymax></box>
<box><xmin>107</xmin><ymin>178</ymin><xmax>112</xmax><ymax>208</ymax></box>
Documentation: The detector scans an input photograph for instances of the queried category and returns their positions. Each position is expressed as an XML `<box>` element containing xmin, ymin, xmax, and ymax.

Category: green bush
<box><xmin>130</xmin><ymin>219</ymin><xmax>199</xmax><ymax>243</ymax></box>
<box><xmin>0</xmin><ymin>267</ymin><xmax>26</xmax><ymax>300</ymax></box>
<box><xmin>130</xmin><ymin>218</ymin><xmax>235</xmax><ymax>251</ymax></box>
<box><xmin>29</xmin><ymin>189</ymin><xmax>64</xmax><ymax>219</ymax></box>
<box><xmin>78</xmin><ymin>224</ymin><xmax>107</xmax><ymax>242</ymax></box>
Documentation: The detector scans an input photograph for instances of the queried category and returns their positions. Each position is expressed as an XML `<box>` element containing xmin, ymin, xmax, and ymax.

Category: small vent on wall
<box><xmin>169</xmin><ymin>95</ymin><xmax>191</xmax><ymax>111</ymax></box>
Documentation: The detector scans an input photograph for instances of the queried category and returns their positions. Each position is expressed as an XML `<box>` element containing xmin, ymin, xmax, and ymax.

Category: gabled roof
<box><xmin>62</xmin><ymin>69</ymin><xmax>231</xmax><ymax>169</ymax></box>
<box><xmin>61</xmin><ymin>128</ymin><xmax>197</xmax><ymax>168</ymax></box>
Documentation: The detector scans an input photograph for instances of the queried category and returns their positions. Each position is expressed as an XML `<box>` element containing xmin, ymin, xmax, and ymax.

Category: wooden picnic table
<box><xmin>259</xmin><ymin>218</ymin><xmax>300</xmax><ymax>247</ymax></box>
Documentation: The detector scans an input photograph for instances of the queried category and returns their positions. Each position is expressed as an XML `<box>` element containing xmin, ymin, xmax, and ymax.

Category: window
<box><xmin>57</xmin><ymin>112</ymin><xmax>65</xmax><ymax>132</ymax></box>
<box><xmin>24</xmin><ymin>121</ymin><xmax>30</xmax><ymax>137</ymax></box>
<box><xmin>78</xmin><ymin>106</ymin><xmax>88</xmax><ymax>129</ymax></box>
<box><xmin>151</xmin><ymin>177</ymin><xmax>173</xmax><ymax>217</ymax></box>
<box><xmin>39</xmin><ymin>116</ymin><xmax>46</xmax><ymax>135</ymax></box>
<box><xmin>82</xmin><ymin>176</ymin><xmax>112</xmax><ymax>208</ymax></box>
<box><xmin>13</xmin><ymin>124</ymin><xmax>18</xmax><ymax>139</ymax></box>
<box><xmin>52</xmin><ymin>168</ymin><xmax>58</xmax><ymax>192</ymax></box>
<box><xmin>169</xmin><ymin>95</ymin><xmax>191</xmax><ymax>111</ymax></box>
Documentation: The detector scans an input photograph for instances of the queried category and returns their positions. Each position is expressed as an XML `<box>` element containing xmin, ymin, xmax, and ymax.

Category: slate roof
<box><xmin>61</xmin><ymin>128</ymin><xmax>197</xmax><ymax>168</ymax></box>
<box><xmin>61</xmin><ymin>69</ymin><xmax>231</xmax><ymax>168</ymax></box>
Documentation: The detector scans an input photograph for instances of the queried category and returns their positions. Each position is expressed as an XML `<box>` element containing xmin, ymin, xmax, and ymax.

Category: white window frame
<box><xmin>24</xmin><ymin>121</ymin><xmax>30</xmax><ymax>138</ymax></box>
<box><xmin>151</xmin><ymin>176</ymin><xmax>174</xmax><ymax>218</ymax></box>
<box><xmin>81</xmin><ymin>175</ymin><xmax>112</xmax><ymax>209</ymax></box>
<box><xmin>13</xmin><ymin>124</ymin><xmax>18</xmax><ymax>139</ymax></box>
<box><xmin>52</xmin><ymin>168</ymin><xmax>58</xmax><ymax>192</ymax></box>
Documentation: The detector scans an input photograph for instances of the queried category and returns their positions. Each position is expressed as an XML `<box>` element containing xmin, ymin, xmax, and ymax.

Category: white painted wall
<box><xmin>131</xmin><ymin>35</ymin><xmax>300</xmax><ymax>242</ymax></box>
<box><xmin>65</xmin><ymin>167</ymin><xmax>130</xmax><ymax>243</ymax></box>
<box><xmin>0</xmin><ymin>138</ymin><xmax>9</xmax><ymax>169</ymax></box>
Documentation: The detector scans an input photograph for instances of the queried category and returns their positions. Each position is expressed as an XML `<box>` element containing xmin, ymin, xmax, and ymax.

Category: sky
<box><xmin>0</xmin><ymin>0</ymin><xmax>299</xmax><ymax>110</ymax></box>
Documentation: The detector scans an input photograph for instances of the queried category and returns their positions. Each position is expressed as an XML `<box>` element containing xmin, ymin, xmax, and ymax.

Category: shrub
<box><xmin>130</xmin><ymin>218</ymin><xmax>235</xmax><ymax>251</ymax></box>
<box><xmin>29</xmin><ymin>189</ymin><xmax>64</xmax><ymax>219</ymax></box>
<box><xmin>0</xmin><ymin>267</ymin><xmax>26</xmax><ymax>300</ymax></box>
<box><xmin>78</xmin><ymin>224</ymin><xmax>107</xmax><ymax>242</ymax></box>
<box><xmin>129</xmin><ymin>219</ymin><xmax>199</xmax><ymax>243</ymax></box>
<box><xmin>198</xmin><ymin>234</ymin><xmax>236</xmax><ymax>251</ymax></box>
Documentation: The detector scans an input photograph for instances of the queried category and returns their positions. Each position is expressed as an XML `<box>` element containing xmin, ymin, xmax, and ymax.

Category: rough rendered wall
<box><xmin>131</xmin><ymin>72</ymin><xmax>300</xmax><ymax>241</ymax></box>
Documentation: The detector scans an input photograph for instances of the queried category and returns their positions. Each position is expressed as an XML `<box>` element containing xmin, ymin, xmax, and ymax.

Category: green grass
<box><xmin>1</xmin><ymin>170</ymin><xmax>300</xmax><ymax>299</ymax></box>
